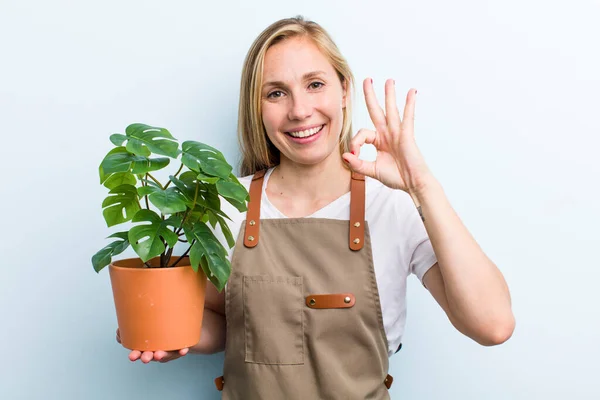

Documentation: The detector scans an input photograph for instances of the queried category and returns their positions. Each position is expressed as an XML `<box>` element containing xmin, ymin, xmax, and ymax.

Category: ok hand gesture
<box><xmin>343</xmin><ymin>79</ymin><xmax>433</xmax><ymax>194</ymax></box>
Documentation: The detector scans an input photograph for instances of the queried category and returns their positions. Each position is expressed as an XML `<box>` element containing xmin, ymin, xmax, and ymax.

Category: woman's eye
<box><xmin>309</xmin><ymin>82</ymin><xmax>324</xmax><ymax>89</ymax></box>
<box><xmin>267</xmin><ymin>90</ymin><xmax>284</xmax><ymax>99</ymax></box>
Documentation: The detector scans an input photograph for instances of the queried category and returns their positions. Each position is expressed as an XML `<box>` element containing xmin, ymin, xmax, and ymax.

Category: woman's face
<box><xmin>261</xmin><ymin>36</ymin><xmax>346</xmax><ymax>167</ymax></box>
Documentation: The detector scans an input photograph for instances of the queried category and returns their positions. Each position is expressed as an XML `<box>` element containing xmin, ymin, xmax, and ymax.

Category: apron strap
<box><xmin>243</xmin><ymin>169</ymin><xmax>366</xmax><ymax>250</ymax></box>
<box><xmin>243</xmin><ymin>169</ymin><xmax>266</xmax><ymax>248</ymax></box>
<box><xmin>349</xmin><ymin>172</ymin><xmax>365</xmax><ymax>251</ymax></box>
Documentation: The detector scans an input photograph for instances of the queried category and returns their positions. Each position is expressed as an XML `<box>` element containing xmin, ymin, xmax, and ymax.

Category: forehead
<box><xmin>262</xmin><ymin>36</ymin><xmax>335</xmax><ymax>81</ymax></box>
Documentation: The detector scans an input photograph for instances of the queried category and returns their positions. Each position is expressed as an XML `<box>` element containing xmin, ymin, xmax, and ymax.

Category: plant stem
<box><xmin>164</xmin><ymin>163</ymin><xmax>184</xmax><ymax>190</ymax></box>
<box><xmin>174</xmin><ymin>181</ymin><xmax>200</xmax><ymax>237</ymax></box>
<box><xmin>147</xmin><ymin>173</ymin><xmax>164</xmax><ymax>190</ymax></box>
<box><xmin>169</xmin><ymin>242</ymin><xmax>194</xmax><ymax>268</ymax></box>
<box><xmin>165</xmin><ymin>246</ymin><xmax>174</xmax><ymax>265</ymax></box>
<box><xmin>144</xmin><ymin>174</ymin><xmax>150</xmax><ymax>209</ymax></box>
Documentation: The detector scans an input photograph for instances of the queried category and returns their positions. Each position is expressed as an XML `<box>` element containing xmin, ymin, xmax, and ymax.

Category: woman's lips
<box><xmin>284</xmin><ymin>124</ymin><xmax>325</xmax><ymax>144</ymax></box>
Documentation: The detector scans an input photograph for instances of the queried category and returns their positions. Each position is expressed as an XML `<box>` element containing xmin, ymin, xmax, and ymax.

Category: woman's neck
<box><xmin>266</xmin><ymin>153</ymin><xmax>351</xmax><ymax>217</ymax></box>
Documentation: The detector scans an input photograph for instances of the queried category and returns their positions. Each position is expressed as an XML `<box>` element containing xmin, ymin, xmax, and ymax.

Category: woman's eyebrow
<box><xmin>262</xmin><ymin>70</ymin><xmax>327</xmax><ymax>89</ymax></box>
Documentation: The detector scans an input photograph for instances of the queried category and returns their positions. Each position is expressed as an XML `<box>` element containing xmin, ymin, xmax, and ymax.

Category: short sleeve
<box><xmin>407</xmin><ymin>209</ymin><xmax>438</xmax><ymax>286</ymax></box>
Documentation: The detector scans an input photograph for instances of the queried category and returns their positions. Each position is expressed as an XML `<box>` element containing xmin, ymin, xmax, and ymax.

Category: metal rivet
<box><xmin>344</xmin><ymin>296</ymin><xmax>351</xmax><ymax>303</ymax></box>
<box><xmin>385</xmin><ymin>378</ymin><xmax>388</xmax><ymax>382</ymax></box>
<box><xmin>309</xmin><ymin>299</ymin><xmax>316</xmax><ymax>306</ymax></box>
<box><xmin>248</xmin><ymin>235</ymin><xmax>255</xmax><ymax>241</ymax></box>
<box><xmin>354</xmin><ymin>222</ymin><xmax>360</xmax><ymax>228</ymax></box>
<box><xmin>249</xmin><ymin>220</ymin><xmax>256</xmax><ymax>226</ymax></box>
<box><xmin>353</xmin><ymin>238</ymin><xmax>360</xmax><ymax>244</ymax></box>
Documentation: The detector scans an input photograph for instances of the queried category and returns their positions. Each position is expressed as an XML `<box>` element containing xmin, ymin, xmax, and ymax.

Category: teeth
<box><xmin>287</xmin><ymin>125</ymin><xmax>323</xmax><ymax>138</ymax></box>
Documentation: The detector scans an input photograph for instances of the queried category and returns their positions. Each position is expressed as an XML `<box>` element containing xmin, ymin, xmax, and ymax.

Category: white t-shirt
<box><xmin>215</xmin><ymin>167</ymin><xmax>438</xmax><ymax>357</ymax></box>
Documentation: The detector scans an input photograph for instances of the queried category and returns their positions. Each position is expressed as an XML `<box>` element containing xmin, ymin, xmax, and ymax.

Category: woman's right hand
<box><xmin>116</xmin><ymin>328</ymin><xmax>189</xmax><ymax>363</ymax></box>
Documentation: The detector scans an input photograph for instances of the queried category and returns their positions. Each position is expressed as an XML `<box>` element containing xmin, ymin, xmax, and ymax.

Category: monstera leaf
<box><xmin>102</xmin><ymin>184</ymin><xmax>141</xmax><ymax>227</ymax></box>
<box><xmin>109</xmin><ymin>123</ymin><xmax>180</xmax><ymax>158</ymax></box>
<box><xmin>186</xmin><ymin>223</ymin><xmax>230</xmax><ymax>291</ymax></box>
<box><xmin>137</xmin><ymin>185</ymin><xmax>188</xmax><ymax>215</ymax></box>
<box><xmin>181</xmin><ymin>141</ymin><xmax>232</xmax><ymax>179</ymax></box>
<box><xmin>92</xmin><ymin>232</ymin><xmax>130</xmax><ymax>272</ymax></box>
<box><xmin>168</xmin><ymin>172</ymin><xmax>198</xmax><ymax>206</ymax></box>
<box><xmin>102</xmin><ymin>171</ymin><xmax>137</xmax><ymax>190</ymax></box>
<box><xmin>206</xmin><ymin>210</ymin><xmax>235</xmax><ymax>248</ymax></box>
<box><xmin>128</xmin><ymin>210</ymin><xmax>182</xmax><ymax>263</ymax></box>
<box><xmin>169</xmin><ymin>173</ymin><xmax>227</xmax><ymax>216</ymax></box>
<box><xmin>216</xmin><ymin>177</ymin><xmax>249</xmax><ymax>212</ymax></box>
<box><xmin>99</xmin><ymin>147</ymin><xmax>170</xmax><ymax>185</ymax></box>
<box><xmin>196</xmin><ymin>172</ymin><xmax>219</xmax><ymax>184</ymax></box>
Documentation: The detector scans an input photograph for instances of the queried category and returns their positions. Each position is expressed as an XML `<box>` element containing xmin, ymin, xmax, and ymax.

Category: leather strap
<box><xmin>215</xmin><ymin>368</ymin><xmax>394</xmax><ymax>392</ymax></box>
<box><xmin>349</xmin><ymin>172</ymin><xmax>365</xmax><ymax>251</ymax></box>
<box><xmin>305</xmin><ymin>293</ymin><xmax>356</xmax><ymax>309</ymax></box>
<box><xmin>384</xmin><ymin>374</ymin><xmax>394</xmax><ymax>389</ymax></box>
<box><xmin>215</xmin><ymin>373</ymin><xmax>391</xmax><ymax>391</ymax></box>
<box><xmin>244</xmin><ymin>169</ymin><xmax>365</xmax><ymax>251</ymax></box>
<box><xmin>214</xmin><ymin>375</ymin><xmax>224</xmax><ymax>391</ymax></box>
<box><xmin>243</xmin><ymin>170</ymin><xmax>266</xmax><ymax>248</ymax></box>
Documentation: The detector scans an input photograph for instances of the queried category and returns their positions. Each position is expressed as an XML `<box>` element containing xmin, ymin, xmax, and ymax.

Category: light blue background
<box><xmin>1</xmin><ymin>0</ymin><xmax>599</xmax><ymax>399</ymax></box>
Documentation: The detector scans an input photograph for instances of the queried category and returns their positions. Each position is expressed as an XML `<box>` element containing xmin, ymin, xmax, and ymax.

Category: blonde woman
<box><xmin>118</xmin><ymin>16</ymin><xmax>515</xmax><ymax>399</ymax></box>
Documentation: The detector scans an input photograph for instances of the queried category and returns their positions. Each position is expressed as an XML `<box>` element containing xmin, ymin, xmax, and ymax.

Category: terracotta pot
<box><xmin>109</xmin><ymin>256</ymin><xmax>207</xmax><ymax>351</ymax></box>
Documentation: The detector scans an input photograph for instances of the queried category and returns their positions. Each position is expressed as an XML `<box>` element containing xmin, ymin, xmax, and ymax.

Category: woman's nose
<box><xmin>288</xmin><ymin>92</ymin><xmax>313</xmax><ymax>121</ymax></box>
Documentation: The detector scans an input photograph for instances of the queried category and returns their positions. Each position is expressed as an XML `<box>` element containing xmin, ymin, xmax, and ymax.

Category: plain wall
<box><xmin>1</xmin><ymin>0</ymin><xmax>599</xmax><ymax>399</ymax></box>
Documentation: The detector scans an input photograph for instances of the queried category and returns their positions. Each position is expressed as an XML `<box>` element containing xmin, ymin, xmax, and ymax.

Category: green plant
<box><xmin>91</xmin><ymin>123</ymin><xmax>249</xmax><ymax>291</ymax></box>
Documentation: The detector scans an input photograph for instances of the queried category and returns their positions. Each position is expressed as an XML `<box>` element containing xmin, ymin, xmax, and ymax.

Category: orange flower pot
<box><xmin>109</xmin><ymin>256</ymin><xmax>207</xmax><ymax>352</ymax></box>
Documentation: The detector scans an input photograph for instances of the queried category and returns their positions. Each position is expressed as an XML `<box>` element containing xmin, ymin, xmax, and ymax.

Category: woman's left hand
<box><xmin>342</xmin><ymin>78</ymin><xmax>433</xmax><ymax>194</ymax></box>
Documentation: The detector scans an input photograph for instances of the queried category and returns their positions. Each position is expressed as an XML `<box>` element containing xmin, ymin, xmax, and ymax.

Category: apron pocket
<box><xmin>243</xmin><ymin>275</ymin><xmax>304</xmax><ymax>365</ymax></box>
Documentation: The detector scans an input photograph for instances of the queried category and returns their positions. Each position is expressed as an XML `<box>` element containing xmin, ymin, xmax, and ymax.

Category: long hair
<box><xmin>237</xmin><ymin>16</ymin><xmax>355</xmax><ymax>176</ymax></box>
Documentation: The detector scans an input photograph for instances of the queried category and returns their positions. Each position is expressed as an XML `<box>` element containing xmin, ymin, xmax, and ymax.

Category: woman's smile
<box><xmin>284</xmin><ymin>123</ymin><xmax>326</xmax><ymax>144</ymax></box>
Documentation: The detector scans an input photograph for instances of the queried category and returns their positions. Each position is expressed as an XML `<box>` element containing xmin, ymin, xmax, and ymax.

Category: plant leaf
<box><xmin>128</xmin><ymin>210</ymin><xmax>180</xmax><ymax>263</ymax></box>
<box><xmin>121</xmin><ymin>123</ymin><xmax>180</xmax><ymax>158</ymax></box>
<box><xmin>92</xmin><ymin>231</ymin><xmax>130</xmax><ymax>273</ymax></box>
<box><xmin>99</xmin><ymin>147</ymin><xmax>170</xmax><ymax>184</ymax></box>
<box><xmin>147</xmin><ymin>187</ymin><xmax>188</xmax><ymax>215</ymax></box>
<box><xmin>216</xmin><ymin>180</ymin><xmax>249</xmax><ymax>203</ymax></box>
<box><xmin>181</xmin><ymin>141</ymin><xmax>232</xmax><ymax>179</ymax></box>
<box><xmin>220</xmin><ymin>173</ymin><xmax>249</xmax><ymax>212</ymax></box>
<box><xmin>101</xmin><ymin>184</ymin><xmax>141</xmax><ymax>227</ymax></box>
<box><xmin>103</xmin><ymin>172</ymin><xmax>137</xmax><ymax>190</ymax></box>
<box><xmin>169</xmin><ymin>174</ymin><xmax>198</xmax><ymax>206</ymax></box>
<box><xmin>109</xmin><ymin>134</ymin><xmax>127</xmax><ymax>146</ymax></box>
<box><xmin>137</xmin><ymin>186</ymin><xmax>159</xmax><ymax>197</ymax></box>
<box><xmin>196</xmin><ymin>172</ymin><xmax>219</xmax><ymax>184</ymax></box>
<box><xmin>210</xmin><ymin>210</ymin><xmax>236</xmax><ymax>248</ymax></box>
<box><xmin>187</xmin><ymin>223</ymin><xmax>230</xmax><ymax>291</ymax></box>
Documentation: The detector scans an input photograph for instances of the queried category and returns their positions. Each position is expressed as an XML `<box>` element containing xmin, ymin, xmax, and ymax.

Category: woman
<box><xmin>118</xmin><ymin>16</ymin><xmax>515</xmax><ymax>398</ymax></box>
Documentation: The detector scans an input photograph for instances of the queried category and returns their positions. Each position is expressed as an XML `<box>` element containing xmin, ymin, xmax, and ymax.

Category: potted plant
<box><xmin>92</xmin><ymin>123</ymin><xmax>248</xmax><ymax>352</ymax></box>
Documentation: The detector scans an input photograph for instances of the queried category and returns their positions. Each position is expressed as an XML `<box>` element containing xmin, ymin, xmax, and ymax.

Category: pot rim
<box><xmin>110</xmin><ymin>256</ymin><xmax>195</xmax><ymax>270</ymax></box>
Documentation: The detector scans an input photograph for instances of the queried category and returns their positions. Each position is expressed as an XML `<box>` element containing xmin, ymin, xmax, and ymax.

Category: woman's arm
<box><xmin>413</xmin><ymin>178</ymin><xmax>515</xmax><ymax>346</ymax></box>
<box><xmin>189</xmin><ymin>281</ymin><xmax>226</xmax><ymax>354</ymax></box>
<box><xmin>343</xmin><ymin>79</ymin><xmax>514</xmax><ymax>346</ymax></box>
<box><xmin>188</xmin><ymin>308</ymin><xmax>226</xmax><ymax>354</ymax></box>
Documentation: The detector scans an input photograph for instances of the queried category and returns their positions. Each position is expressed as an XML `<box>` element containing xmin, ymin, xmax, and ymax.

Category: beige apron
<box><xmin>215</xmin><ymin>170</ymin><xmax>393</xmax><ymax>399</ymax></box>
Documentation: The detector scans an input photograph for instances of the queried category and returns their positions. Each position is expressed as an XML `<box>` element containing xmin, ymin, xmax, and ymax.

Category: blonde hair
<box><xmin>237</xmin><ymin>16</ymin><xmax>355</xmax><ymax>176</ymax></box>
